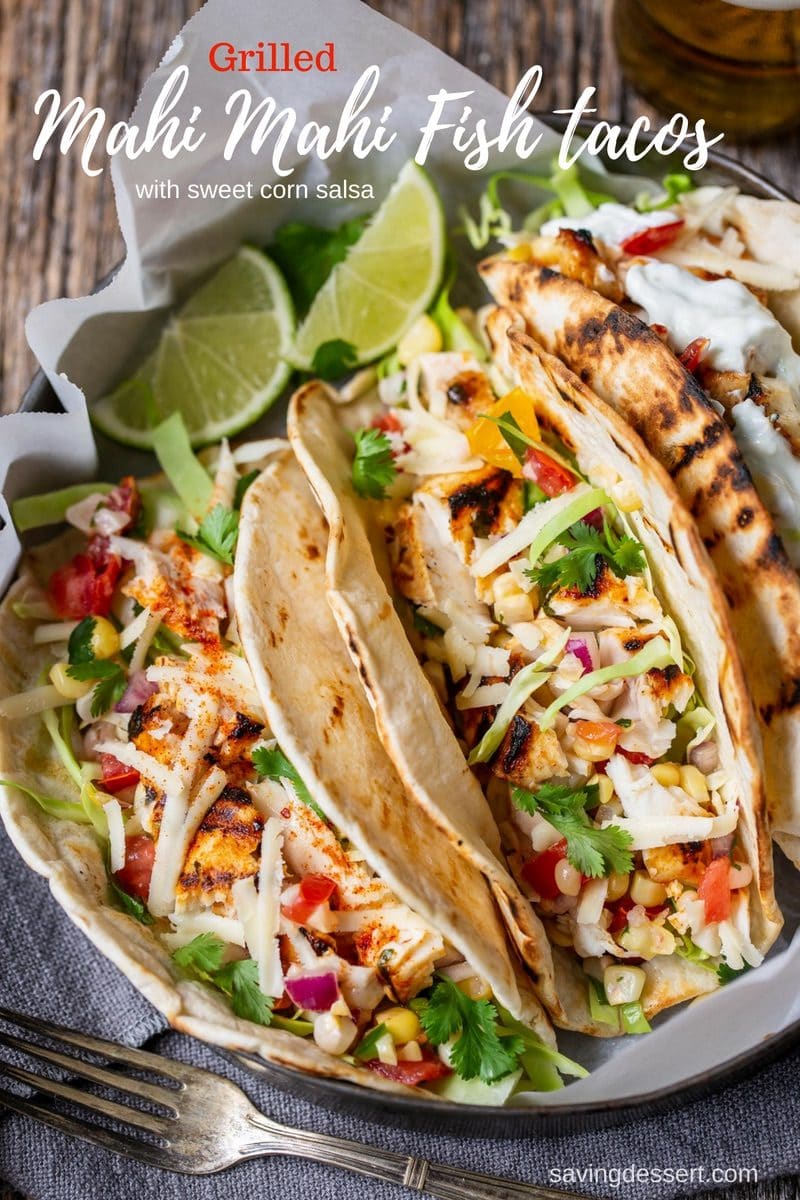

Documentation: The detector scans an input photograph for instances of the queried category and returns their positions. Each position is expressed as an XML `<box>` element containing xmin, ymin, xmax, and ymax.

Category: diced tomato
<box><xmin>650</xmin><ymin>323</ymin><xmax>669</xmax><ymax>341</ymax></box>
<box><xmin>521</xmin><ymin>839</ymin><xmax>568</xmax><ymax>900</ymax></box>
<box><xmin>617</xmin><ymin>747</ymin><xmax>656</xmax><ymax>766</ymax></box>
<box><xmin>522</xmin><ymin>449</ymin><xmax>575</xmax><ymax>497</ymax></box>
<box><xmin>371</xmin><ymin>412</ymin><xmax>403</xmax><ymax>435</ymax></box>
<box><xmin>105</xmin><ymin>476</ymin><xmax>141</xmax><ymax>532</ymax></box>
<box><xmin>698</xmin><ymin>855</ymin><xmax>732</xmax><ymax>924</ymax></box>
<box><xmin>281</xmin><ymin>874</ymin><xmax>337</xmax><ymax>924</ymax></box>
<box><xmin>619</xmin><ymin>219</ymin><xmax>685</xmax><ymax>256</ymax></box>
<box><xmin>99</xmin><ymin>753</ymin><xmax>140</xmax><ymax>794</ymax></box>
<box><xmin>47</xmin><ymin>536</ymin><xmax>122</xmax><ymax>619</ymax></box>
<box><xmin>114</xmin><ymin>835</ymin><xmax>155</xmax><ymax>902</ymax></box>
<box><xmin>366</xmin><ymin>1059</ymin><xmax>451</xmax><ymax>1086</ymax></box>
<box><xmin>678</xmin><ymin>337</ymin><xmax>710</xmax><ymax>374</ymax></box>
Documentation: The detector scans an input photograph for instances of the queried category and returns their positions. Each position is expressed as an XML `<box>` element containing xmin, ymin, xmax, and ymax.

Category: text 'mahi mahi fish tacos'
<box><xmin>479</xmin><ymin>188</ymin><xmax>800</xmax><ymax>868</ymax></box>
<box><xmin>288</xmin><ymin>310</ymin><xmax>781</xmax><ymax>1036</ymax></box>
<box><xmin>0</xmin><ymin>428</ymin><xmax>572</xmax><ymax>1104</ymax></box>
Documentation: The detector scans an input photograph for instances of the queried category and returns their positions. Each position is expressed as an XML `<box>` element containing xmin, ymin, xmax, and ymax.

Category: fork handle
<box><xmin>246</xmin><ymin>1116</ymin><xmax>580</xmax><ymax>1199</ymax></box>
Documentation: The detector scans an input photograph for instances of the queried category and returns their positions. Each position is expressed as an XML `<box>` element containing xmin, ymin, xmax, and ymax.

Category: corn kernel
<box><xmin>606</xmin><ymin>871</ymin><xmax>630</xmax><ymax>902</ymax></box>
<box><xmin>587</xmin><ymin>774</ymin><xmax>615</xmax><ymax>807</ymax></box>
<box><xmin>381</xmin><ymin>1007</ymin><xmax>421</xmax><ymax>1046</ymax></box>
<box><xmin>397</xmin><ymin>1040</ymin><xmax>423</xmax><ymax>1062</ymax></box>
<box><xmin>90</xmin><ymin>617</ymin><xmax>121</xmax><ymax>660</ymax></box>
<box><xmin>456</xmin><ymin>975</ymin><xmax>492</xmax><ymax>1002</ymax></box>
<box><xmin>630</xmin><ymin>870</ymin><xmax>668</xmax><ymax>907</ymax></box>
<box><xmin>612</xmin><ymin>479</ymin><xmax>643</xmax><ymax>513</ymax></box>
<box><xmin>555</xmin><ymin>858</ymin><xmax>582</xmax><ymax>897</ymax></box>
<box><xmin>603</xmin><ymin>964</ymin><xmax>646</xmax><ymax>1005</ymax></box>
<box><xmin>680</xmin><ymin>764</ymin><xmax>709</xmax><ymax>802</ymax></box>
<box><xmin>49</xmin><ymin>662</ymin><xmax>91</xmax><ymax>700</ymax></box>
<box><xmin>651</xmin><ymin>762</ymin><xmax>681</xmax><ymax>788</ymax></box>
<box><xmin>619</xmin><ymin>923</ymin><xmax>676</xmax><ymax>960</ymax></box>
<box><xmin>505</xmin><ymin>243</ymin><xmax>532</xmax><ymax>262</ymax></box>
<box><xmin>494</xmin><ymin>592</ymin><xmax>535</xmax><ymax>625</ymax></box>
<box><xmin>397</xmin><ymin>315</ymin><xmax>443</xmax><ymax>365</ymax></box>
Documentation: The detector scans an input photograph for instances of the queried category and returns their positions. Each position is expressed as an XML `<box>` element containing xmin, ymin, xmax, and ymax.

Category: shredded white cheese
<box><xmin>103</xmin><ymin>798</ymin><xmax>126</xmax><ymax>874</ymax></box>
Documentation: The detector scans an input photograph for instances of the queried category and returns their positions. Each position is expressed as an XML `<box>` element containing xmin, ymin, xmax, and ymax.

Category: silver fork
<box><xmin>0</xmin><ymin>1008</ymin><xmax>582</xmax><ymax>1200</ymax></box>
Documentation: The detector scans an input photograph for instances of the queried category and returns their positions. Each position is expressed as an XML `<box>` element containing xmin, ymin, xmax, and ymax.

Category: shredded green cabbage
<box><xmin>151</xmin><ymin>414</ymin><xmax>212</xmax><ymax>519</ymax></box>
<box><xmin>537</xmin><ymin>636</ymin><xmax>673</xmax><ymax>731</ymax></box>
<box><xmin>429</xmin><ymin>276</ymin><xmax>488</xmax><ymax>362</ymax></box>
<box><xmin>12</xmin><ymin>483</ymin><xmax>113</xmax><ymax>533</ymax></box>
<box><xmin>527</xmin><ymin>486</ymin><xmax>607</xmax><ymax>568</ymax></box>
<box><xmin>468</xmin><ymin>629</ymin><xmax>570</xmax><ymax>764</ymax></box>
<box><xmin>0</xmin><ymin>778</ymin><xmax>89</xmax><ymax>824</ymax></box>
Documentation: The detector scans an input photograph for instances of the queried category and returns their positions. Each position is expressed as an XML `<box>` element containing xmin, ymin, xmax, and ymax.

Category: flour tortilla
<box><xmin>234</xmin><ymin>451</ymin><xmax>553</xmax><ymax>1043</ymax></box>
<box><xmin>0</xmin><ymin>493</ymin><xmax>551</xmax><ymax>1098</ymax></box>
<box><xmin>287</xmin><ymin>385</ymin><xmax>566</xmax><ymax>1023</ymax></box>
<box><xmin>289</xmin><ymin>367</ymin><xmax>781</xmax><ymax>1035</ymax></box>
<box><xmin>0</xmin><ymin>544</ymin><xmax>418</xmax><ymax>1097</ymax></box>
<box><xmin>481</xmin><ymin>255</ymin><xmax>800</xmax><ymax>868</ymax></box>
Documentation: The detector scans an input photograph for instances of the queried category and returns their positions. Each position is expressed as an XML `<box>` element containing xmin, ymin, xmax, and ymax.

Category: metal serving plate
<box><xmin>15</xmin><ymin>125</ymin><xmax>800</xmax><ymax>1136</ymax></box>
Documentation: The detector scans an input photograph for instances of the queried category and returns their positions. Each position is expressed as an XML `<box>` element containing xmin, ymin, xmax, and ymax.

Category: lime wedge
<box><xmin>92</xmin><ymin>247</ymin><xmax>295</xmax><ymax>448</ymax></box>
<box><xmin>288</xmin><ymin>162</ymin><xmax>445</xmax><ymax>371</ymax></box>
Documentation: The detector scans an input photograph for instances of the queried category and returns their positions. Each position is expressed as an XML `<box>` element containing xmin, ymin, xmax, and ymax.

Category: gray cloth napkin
<box><xmin>0</xmin><ymin>830</ymin><xmax>797</xmax><ymax>1200</ymax></box>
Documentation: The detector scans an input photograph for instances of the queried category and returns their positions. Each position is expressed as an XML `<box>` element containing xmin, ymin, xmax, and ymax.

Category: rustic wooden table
<box><xmin>0</xmin><ymin>1</ymin><xmax>798</xmax><ymax>1198</ymax></box>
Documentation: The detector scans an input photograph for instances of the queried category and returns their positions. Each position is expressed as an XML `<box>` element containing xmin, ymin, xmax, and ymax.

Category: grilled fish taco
<box><xmin>288</xmin><ymin>310</ymin><xmax>782</xmax><ymax>1036</ymax></box>
<box><xmin>479</xmin><ymin>185</ymin><xmax>800</xmax><ymax>867</ymax></box>
<box><xmin>0</xmin><ymin>430</ymin><xmax>573</xmax><ymax>1103</ymax></box>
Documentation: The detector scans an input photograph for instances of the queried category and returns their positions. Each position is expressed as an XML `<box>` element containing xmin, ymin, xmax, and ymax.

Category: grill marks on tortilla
<box><xmin>481</xmin><ymin>260</ymin><xmax>800</xmax><ymax>732</ymax></box>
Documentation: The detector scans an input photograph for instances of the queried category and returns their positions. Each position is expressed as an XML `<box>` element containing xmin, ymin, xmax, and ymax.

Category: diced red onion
<box><xmin>115</xmin><ymin>671</ymin><xmax>158</xmax><ymax>713</ymax></box>
<box><xmin>710</xmin><ymin>833</ymin><xmax>734</xmax><ymax>860</ymax></box>
<box><xmin>285</xmin><ymin>971</ymin><xmax>340</xmax><ymax>1012</ymax></box>
<box><xmin>566</xmin><ymin>636</ymin><xmax>596</xmax><ymax>676</ymax></box>
<box><xmin>689</xmin><ymin>741</ymin><xmax>719</xmax><ymax>774</ymax></box>
<box><xmin>584</xmin><ymin>508</ymin><xmax>604</xmax><ymax>531</ymax></box>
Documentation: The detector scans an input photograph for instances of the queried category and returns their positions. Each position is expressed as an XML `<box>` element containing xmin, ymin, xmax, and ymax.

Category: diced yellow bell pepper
<box><xmin>466</xmin><ymin>388</ymin><xmax>540</xmax><ymax>477</ymax></box>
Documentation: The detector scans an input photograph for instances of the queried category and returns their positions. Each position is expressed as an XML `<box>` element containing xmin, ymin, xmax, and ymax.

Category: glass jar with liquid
<box><xmin>614</xmin><ymin>0</ymin><xmax>800</xmax><ymax>139</ymax></box>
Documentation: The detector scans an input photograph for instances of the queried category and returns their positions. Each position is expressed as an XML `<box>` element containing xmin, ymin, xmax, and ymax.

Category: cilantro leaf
<box><xmin>89</xmin><ymin>668</ymin><xmax>128</xmax><ymax>717</ymax></box>
<box><xmin>172</xmin><ymin>935</ymin><xmax>274</xmax><ymax>1026</ymax></box>
<box><xmin>66</xmin><ymin>658</ymin><xmax>127</xmax><ymax>717</ymax></box>
<box><xmin>214</xmin><ymin>958</ymin><xmax>274</xmax><ymax>1025</ymax></box>
<box><xmin>488</xmin><ymin>411</ymin><xmax>529</xmax><ymax>464</ymax></box>
<box><xmin>173</xmin><ymin>933</ymin><xmax>227</xmax><ymax>979</ymax></box>
<box><xmin>351</xmin><ymin>427</ymin><xmax>397</xmax><ymax>500</ymax></box>
<box><xmin>234</xmin><ymin>470</ymin><xmax>259</xmax><ymax>511</ymax></box>
<box><xmin>177</xmin><ymin>504</ymin><xmax>239</xmax><ymax>565</ymax></box>
<box><xmin>420</xmin><ymin>976</ymin><xmax>520</xmax><ymax>1084</ymax></box>
<box><xmin>512</xmin><ymin>782</ymin><xmax>633</xmax><ymax>878</ymax></box>
<box><xmin>267</xmin><ymin>215</ymin><xmax>369</xmax><ymax>315</ymax></box>
<box><xmin>107</xmin><ymin>875</ymin><xmax>154</xmax><ymax>925</ymax></box>
<box><xmin>67</xmin><ymin>617</ymin><xmax>97</xmax><ymax>666</ymax></box>
<box><xmin>718</xmin><ymin>960</ymin><xmax>753</xmax><ymax>985</ymax></box>
<box><xmin>310</xmin><ymin>339</ymin><xmax>359</xmax><ymax>381</ymax></box>
<box><xmin>528</xmin><ymin>519</ymin><xmax>645</xmax><ymax>598</ymax></box>
<box><xmin>252</xmin><ymin>744</ymin><xmax>328</xmax><ymax>824</ymax></box>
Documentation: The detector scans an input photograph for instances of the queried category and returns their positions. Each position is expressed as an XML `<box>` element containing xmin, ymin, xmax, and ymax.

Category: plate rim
<box><xmin>11</xmin><ymin>119</ymin><xmax>800</xmax><ymax>1134</ymax></box>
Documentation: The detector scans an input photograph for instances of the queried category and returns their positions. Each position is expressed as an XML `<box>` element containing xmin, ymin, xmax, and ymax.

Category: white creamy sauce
<box><xmin>625</xmin><ymin>261</ymin><xmax>800</xmax><ymax>388</ymax></box>
<box><xmin>731</xmin><ymin>398</ymin><xmax>800</xmax><ymax>561</ymax></box>
<box><xmin>540</xmin><ymin>202</ymin><xmax>677</xmax><ymax>246</ymax></box>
